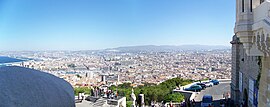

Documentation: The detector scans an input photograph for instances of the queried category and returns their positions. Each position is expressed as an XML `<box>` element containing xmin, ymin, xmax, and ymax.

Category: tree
<box><xmin>76</xmin><ymin>74</ymin><xmax>82</xmax><ymax>78</ymax></box>
<box><xmin>108</xmin><ymin>78</ymin><xmax>192</xmax><ymax>105</ymax></box>
<box><xmin>126</xmin><ymin>101</ymin><xmax>133</xmax><ymax>107</ymax></box>
<box><xmin>109</xmin><ymin>85</ymin><xmax>117</xmax><ymax>91</ymax></box>
<box><xmin>164</xmin><ymin>93</ymin><xmax>184</xmax><ymax>103</ymax></box>
<box><xmin>74</xmin><ymin>87</ymin><xmax>92</xmax><ymax>96</ymax></box>
<box><xmin>68</xmin><ymin>63</ymin><xmax>76</xmax><ymax>70</ymax></box>
<box><xmin>118</xmin><ymin>83</ymin><xmax>132</xmax><ymax>88</ymax></box>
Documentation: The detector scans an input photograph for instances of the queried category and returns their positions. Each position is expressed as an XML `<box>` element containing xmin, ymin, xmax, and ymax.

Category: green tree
<box><xmin>108</xmin><ymin>77</ymin><xmax>192</xmax><ymax>105</ymax></box>
<box><xmin>126</xmin><ymin>101</ymin><xmax>133</xmax><ymax>107</ymax></box>
<box><xmin>74</xmin><ymin>87</ymin><xmax>92</xmax><ymax>96</ymax></box>
<box><xmin>68</xmin><ymin>63</ymin><xmax>76</xmax><ymax>71</ymax></box>
<box><xmin>164</xmin><ymin>93</ymin><xmax>184</xmax><ymax>103</ymax></box>
<box><xmin>118</xmin><ymin>83</ymin><xmax>132</xmax><ymax>88</ymax></box>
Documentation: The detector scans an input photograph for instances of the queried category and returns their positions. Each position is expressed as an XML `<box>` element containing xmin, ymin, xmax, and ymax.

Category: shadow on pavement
<box><xmin>193</xmin><ymin>98</ymin><xmax>235</xmax><ymax>107</ymax></box>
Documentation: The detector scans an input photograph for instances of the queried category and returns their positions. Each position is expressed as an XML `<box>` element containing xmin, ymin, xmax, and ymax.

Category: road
<box><xmin>193</xmin><ymin>81</ymin><xmax>231</xmax><ymax>107</ymax></box>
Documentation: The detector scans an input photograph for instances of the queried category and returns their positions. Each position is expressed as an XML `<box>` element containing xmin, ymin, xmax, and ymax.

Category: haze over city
<box><xmin>0</xmin><ymin>0</ymin><xmax>235</xmax><ymax>51</ymax></box>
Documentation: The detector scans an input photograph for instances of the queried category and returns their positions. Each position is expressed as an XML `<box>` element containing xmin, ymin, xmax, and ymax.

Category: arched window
<box><xmin>261</xmin><ymin>34</ymin><xmax>265</xmax><ymax>42</ymax></box>
<box><xmin>257</xmin><ymin>32</ymin><xmax>260</xmax><ymax>42</ymax></box>
<box><xmin>253</xmin><ymin>33</ymin><xmax>256</xmax><ymax>43</ymax></box>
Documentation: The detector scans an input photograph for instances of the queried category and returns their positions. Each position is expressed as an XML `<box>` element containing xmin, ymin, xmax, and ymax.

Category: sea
<box><xmin>0</xmin><ymin>56</ymin><xmax>25</xmax><ymax>66</ymax></box>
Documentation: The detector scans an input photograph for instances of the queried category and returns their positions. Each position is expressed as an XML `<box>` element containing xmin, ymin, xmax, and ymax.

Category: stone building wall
<box><xmin>259</xmin><ymin>57</ymin><xmax>270</xmax><ymax>107</ymax></box>
<box><xmin>231</xmin><ymin>35</ymin><xmax>260</xmax><ymax>106</ymax></box>
<box><xmin>231</xmin><ymin>35</ymin><xmax>241</xmax><ymax>105</ymax></box>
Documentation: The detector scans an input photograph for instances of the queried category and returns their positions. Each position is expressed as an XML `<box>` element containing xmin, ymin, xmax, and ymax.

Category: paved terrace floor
<box><xmin>194</xmin><ymin>80</ymin><xmax>231</xmax><ymax>107</ymax></box>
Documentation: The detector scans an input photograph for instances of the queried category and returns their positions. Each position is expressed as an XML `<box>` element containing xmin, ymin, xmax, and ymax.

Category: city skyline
<box><xmin>0</xmin><ymin>0</ymin><xmax>235</xmax><ymax>51</ymax></box>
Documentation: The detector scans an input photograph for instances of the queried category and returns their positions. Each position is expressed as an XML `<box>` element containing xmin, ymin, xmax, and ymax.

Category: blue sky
<box><xmin>0</xmin><ymin>0</ymin><xmax>235</xmax><ymax>51</ymax></box>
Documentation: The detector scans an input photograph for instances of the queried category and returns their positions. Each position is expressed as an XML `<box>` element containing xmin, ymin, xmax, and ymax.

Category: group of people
<box><xmin>90</xmin><ymin>87</ymin><xmax>102</xmax><ymax>97</ymax></box>
<box><xmin>167</xmin><ymin>99</ymin><xmax>196</xmax><ymax>107</ymax></box>
<box><xmin>105</xmin><ymin>90</ymin><xmax>118</xmax><ymax>99</ymax></box>
<box><xmin>90</xmin><ymin>86</ymin><xmax>119</xmax><ymax>99</ymax></box>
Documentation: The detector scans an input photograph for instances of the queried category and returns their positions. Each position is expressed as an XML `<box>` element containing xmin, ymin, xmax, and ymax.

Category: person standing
<box><xmin>169</xmin><ymin>101</ymin><xmax>173</xmax><ymax>107</ymax></box>
<box><xmin>192</xmin><ymin>99</ymin><xmax>195</xmax><ymax>107</ymax></box>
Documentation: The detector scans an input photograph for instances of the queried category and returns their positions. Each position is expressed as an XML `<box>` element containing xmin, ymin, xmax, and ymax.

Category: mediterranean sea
<box><xmin>0</xmin><ymin>56</ymin><xmax>25</xmax><ymax>64</ymax></box>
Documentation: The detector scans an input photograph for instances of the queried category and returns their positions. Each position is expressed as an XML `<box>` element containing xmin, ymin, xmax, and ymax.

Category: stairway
<box><xmin>92</xmin><ymin>98</ymin><xmax>107</xmax><ymax>107</ymax></box>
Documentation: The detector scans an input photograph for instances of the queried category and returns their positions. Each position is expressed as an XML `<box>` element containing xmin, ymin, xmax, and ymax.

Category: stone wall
<box><xmin>231</xmin><ymin>35</ymin><xmax>260</xmax><ymax>106</ymax></box>
<box><xmin>259</xmin><ymin>57</ymin><xmax>270</xmax><ymax>107</ymax></box>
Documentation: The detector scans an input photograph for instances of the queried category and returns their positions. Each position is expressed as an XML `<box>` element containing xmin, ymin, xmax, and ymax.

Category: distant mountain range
<box><xmin>106</xmin><ymin>45</ymin><xmax>230</xmax><ymax>52</ymax></box>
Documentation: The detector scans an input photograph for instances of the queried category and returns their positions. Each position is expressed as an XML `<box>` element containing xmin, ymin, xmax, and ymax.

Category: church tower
<box><xmin>235</xmin><ymin>0</ymin><xmax>255</xmax><ymax>54</ymax></box>
<box><xmin>233</xmin><ymin>0</ymin><xmax>270</xmax><ymax>106</ymax></box>
<box><xmin>235</xmin><ymin>0</ymin><xmax>265</xmax><ymax>55</ymax></box>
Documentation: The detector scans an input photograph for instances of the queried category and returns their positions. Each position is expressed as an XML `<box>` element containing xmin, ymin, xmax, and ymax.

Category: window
<box><xmin>239</xmin><ymin>72</ymin><xmax>243</xmax><ymax>92</ymax></box>
<box><xmin>242</xmin><ymin>0</ymin><xmax>245</xmax><ymax>12</ymax></box>
<box><xmin>250</xmin><ymin>0</ymin><xmax>252</xmax><ymax>12</ymax></box>
<box><xmin>260</xmin><ymin>0</ymin><xmax>265</xmax><ymax>4</ymax></box>
<box><xmin>262</xmin><ymin>34</ymin><xmax>265</xmax><ymax>42</ymax></box>
<box><xmin>248</xmin><ymin>79</ymin><xmax>254</xmax><ymax>103</ymax></box>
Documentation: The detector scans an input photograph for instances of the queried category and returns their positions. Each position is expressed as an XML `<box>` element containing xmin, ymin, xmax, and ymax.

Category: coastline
<box><xmin>0</xmin><ymin>56</ymin><xmax>26</xmax><ymax>66</ymax></box>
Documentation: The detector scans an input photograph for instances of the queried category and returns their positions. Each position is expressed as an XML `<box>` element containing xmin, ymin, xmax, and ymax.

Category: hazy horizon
<box><xmin>0</xmin><ymin>44</ymin><xmax>230</xmax><ymax>51</ymax></box>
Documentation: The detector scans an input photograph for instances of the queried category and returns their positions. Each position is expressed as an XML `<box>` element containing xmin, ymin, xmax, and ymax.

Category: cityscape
<box><xmin>0</xmin><ymin>45</ymin><xmax>232</xmax><ymax>107</ymax></box>
<box><xmin>1</xmin><ymin>0</ymin><xmax>270</xmax><ymax>107</ymax></box>
<box><xmin>0</xmin><ymin>46</ymin><xmax>231</xmax><ymax>87</ymax></box>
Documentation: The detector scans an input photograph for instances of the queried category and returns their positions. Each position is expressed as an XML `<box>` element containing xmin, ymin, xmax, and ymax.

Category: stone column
<box><xmin>231</xmin><ymin>35</ymin><xmax>241</xmax><ymax>105</ymax></box>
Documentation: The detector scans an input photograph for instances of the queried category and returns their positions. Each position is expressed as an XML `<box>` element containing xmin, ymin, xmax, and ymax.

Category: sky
<box><xmin>0</xmin><ymin>0</ymin><xmax>236</xmax><ymax>51</ymax></box>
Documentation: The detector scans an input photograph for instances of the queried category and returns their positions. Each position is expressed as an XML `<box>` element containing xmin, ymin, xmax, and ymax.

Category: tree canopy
<box><xmin>74</xmin><ymin>87</ymin><xmax>92</xmax><ymax>96</ymax></box>
<box><xmin>109</xmin><ymin>78</ymin><xmax>192</xmax><ymax>106</ymax></box>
